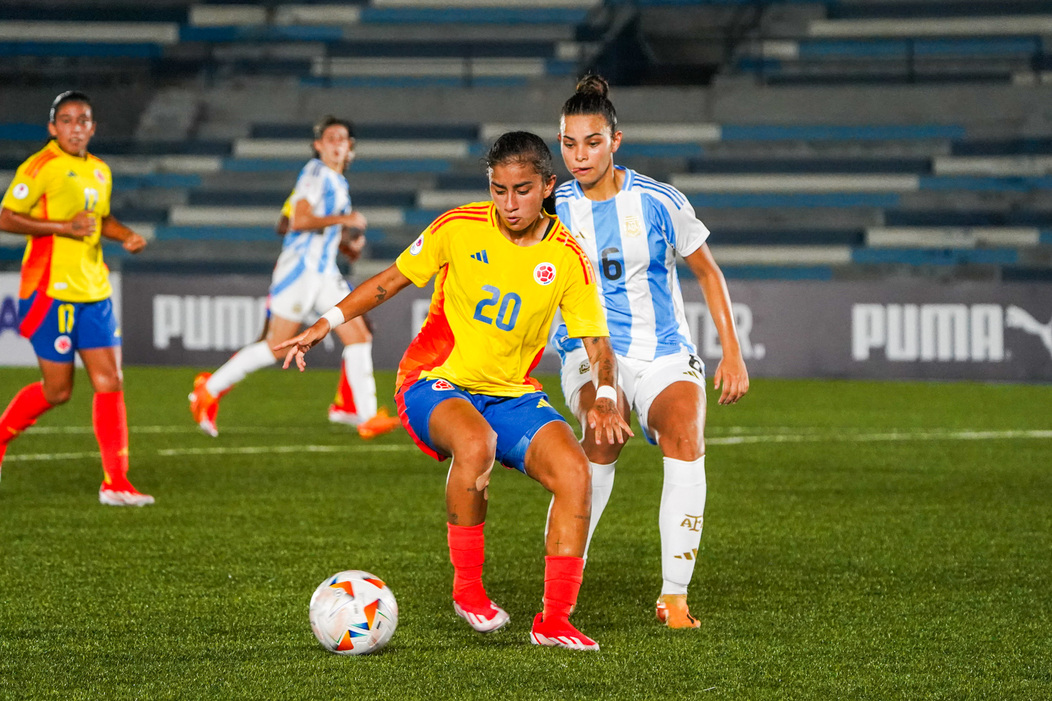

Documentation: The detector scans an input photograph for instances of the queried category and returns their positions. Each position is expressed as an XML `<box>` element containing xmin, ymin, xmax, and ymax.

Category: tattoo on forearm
<box><xmin>375</xmin><ymin>285</ymin><xmax>387</xmax><ymax>303</ymax></box>
<box><xmin>597</xmin><ymin>359</ymin><xmax>613</xmax><ymax>383</ymax></box>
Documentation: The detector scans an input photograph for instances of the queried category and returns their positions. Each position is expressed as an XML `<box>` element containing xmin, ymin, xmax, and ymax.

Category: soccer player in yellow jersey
<box><xmin>0</xmin><ymin>91</ymin><xmax>153</xmax><ymax>506</ymax></box>
<box><xmin>278</xmin><ymin>132</ymin><xmax>632</xmax><ymax>651</ymax></box>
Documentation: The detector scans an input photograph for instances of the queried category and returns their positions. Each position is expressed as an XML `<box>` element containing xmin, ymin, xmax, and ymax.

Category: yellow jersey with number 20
<box><xmin>395</xmin><ymin>202</ymin><xmax>608</xmax><ymax>397</ymax></box>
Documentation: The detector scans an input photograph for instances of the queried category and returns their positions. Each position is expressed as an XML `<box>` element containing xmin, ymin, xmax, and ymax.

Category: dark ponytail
<box><xmin>561</xmin><ymin>74</ymin><xmax>617</xmax><ymax>134</ymax></box>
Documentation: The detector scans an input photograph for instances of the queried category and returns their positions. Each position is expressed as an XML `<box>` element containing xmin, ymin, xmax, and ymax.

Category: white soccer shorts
<box><xmin>559</xmin><ymin>346</ymin><xmax>706</xmax><ymax>442</ymax></box>
<box><xmin>267</xmin><ymin>271</ymin><xmax>352</xmax><ymax>325</ymax></box>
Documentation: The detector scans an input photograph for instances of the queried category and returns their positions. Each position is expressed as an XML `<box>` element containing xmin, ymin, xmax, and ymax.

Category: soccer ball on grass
<box><xmin>309</xmin><ymin>570</ymin><xmax>398</xmax><ymax>655</ymax></box>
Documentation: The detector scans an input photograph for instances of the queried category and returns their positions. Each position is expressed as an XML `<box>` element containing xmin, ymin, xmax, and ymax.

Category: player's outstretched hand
<box><xmin>713</xmin><ymin>355</ymin><xmax>749</xmax><ymax>405</ymax></box>
<box><xmin>588</xmin><ymin>397</ymin><xmax>634</xmax><ymax>445</ymax></box>
<box><xmin>274</xmin><ymin>320</ymin><xmax>330</xmax><ymax>372</ymax></box>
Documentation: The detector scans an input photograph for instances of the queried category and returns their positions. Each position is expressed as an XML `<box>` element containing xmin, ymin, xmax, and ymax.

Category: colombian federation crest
<box><xmin>94</xmin><ymin>168</ymin><xmax>107</xmax><ymax>184</ymax></box>
<box><xmin>54</xmin><ymin>335</ymin><xmax>72</xmax><ymax>354</ymax></box>
<box><xmin>410</xmin><ymin>234</ymin><xmax>424</xmax><ymax>256</ymax></box>
<box><xmin>533</xmin><ymin>262</ymin><xmax>556</xmax><ymax>286</ymax></box>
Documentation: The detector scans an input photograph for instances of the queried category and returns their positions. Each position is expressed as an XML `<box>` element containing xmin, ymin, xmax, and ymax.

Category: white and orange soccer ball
<box><xmin>309</xmin><ymin>570</ymin><xmax>398</xmax><ymax>655</ymax></box>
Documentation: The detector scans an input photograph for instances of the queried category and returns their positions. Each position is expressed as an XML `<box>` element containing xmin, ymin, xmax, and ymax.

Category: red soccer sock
<box><xmin>0</xmin><ymin>382</ymin><xmax>54</xmax><ymax>449</ymax></box>
<box><xmin>448</xmin><ymin>522</ymin><xmax>489</xmax><ymax>606</ymax></box>
<box><xmin>332</xmin><ymin>365</ymin><xmax>358</xmax><ymax>414</ymax></box>
<box><xmin>93</xmin><ymin>391</ymin><xmax>130</xmax><ymax>487</ymax></box>
<box><xmin>543</xmin><ymin>555</ymin><xmax>585</xmax><ymax>622</ymax></box>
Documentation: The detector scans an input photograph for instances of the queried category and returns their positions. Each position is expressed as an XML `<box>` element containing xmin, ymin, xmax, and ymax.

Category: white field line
<box><xmin>4</xmin><ymin>444</ymin><xmax>414</xmax><ymax>463</ymax></box>
<box><xmin>25</xmin><ymin>426</ymin><xmax>334</xmax><ymax>435</ymax></box>
<box><xmin>707</xmin><ymin>429</ymin><xmax>1052</xmax><ymax>446</ymax></box>
<box><xmin>3</xmin><ymin>428</ymin><xmax>1049</xmax><ymax>463</ymax></box>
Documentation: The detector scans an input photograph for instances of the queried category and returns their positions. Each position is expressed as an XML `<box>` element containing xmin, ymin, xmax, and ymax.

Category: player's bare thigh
<box><xmin>79</xmin><ymin>346</ymin><xmax>123</xmax><ymax>393</ymax></box>
<box><xmin>36</xmin><ymin>357</ymin><xmax>75</xmax><ymax>404</ymax></box>
<box><xmin>646</xmin><ymin>381</ymin><xmax>706</xmax><ymax>461</ymax></box>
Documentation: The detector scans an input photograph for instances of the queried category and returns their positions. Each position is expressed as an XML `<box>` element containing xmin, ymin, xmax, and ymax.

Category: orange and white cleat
<box><xmin>357</xmin><ymin>407</ymin><xmax>401</xmax><ymax>440</ymax></box>
<box><xmin>529</xmin><ymin>613</ymin><xmax>599</xmax><ymax>651</ymax></box>
<box><xmin>99</xmin><ymin>477</ymin><xmax>155</xmax><ymax>507</ymax></box>
<box><xmin>188</xmin><ymin>372</ymin><xmax>220</xmax><ymax>437</ymax></box>
<box><xmin>655</xmin><ymin>594</ymin><xmax>700</xmax><ymax>629</ymax></box>
<box><xmin>453</xmin><ymin>598</ymin><xmax>510</xmax><ymax>633</ymax></box>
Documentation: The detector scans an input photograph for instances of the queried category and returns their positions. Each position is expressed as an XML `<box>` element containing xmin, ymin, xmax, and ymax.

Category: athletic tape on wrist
<box><xmin>595</xmin><ymin>385</ymin><xmax>617</xmax><ymax>402</ymax></box>
<box><xmin>321</xmin><ymin>307</ymin><xmax>345</xmax><ymax>330</ymax></box>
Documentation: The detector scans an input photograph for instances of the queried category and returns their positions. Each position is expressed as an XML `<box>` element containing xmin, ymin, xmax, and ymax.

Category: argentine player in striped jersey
<box><xmin>277</xmin><ymin>132</ymin><xmax>632</xmax><ymax>651</ymax></box>
<box><xmin>0</xmin><ymin>91</ymin><xmax>153</xmax><ymax>505</ymax></box>
<box><xmin>551</xmin><ymin>75</ymin><xmax>750</xmax><ymax>628</ymax></box>
<box><xmin>188</xmin><ymin>116</ymin><xmax>399</xmax><ymax>440</ymax></box>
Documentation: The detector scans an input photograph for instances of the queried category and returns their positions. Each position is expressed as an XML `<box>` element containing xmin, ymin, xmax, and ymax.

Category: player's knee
<box><xmin>585</xmin><ymin>439</ymin><xmax>625</xmax><ymax>465</ymax></box>
<box><xmin>451</xmin><ymin>429</ymin><xmax>498</xmax><ymax>472</ymax></box>
<box><xmin>549</xmin><ymin>451</ymin><xmax>591</xmax><ymax>497</ymax></box>
<box><xmin>88</xmin><ymin>372</ymin><xmax>123</xmax><ymax>394</ymax></box>
<box><xmin>657</xmin><ymin>428</ymin><xmax>704</xmax><ymax>462</ymax></box>
<box><xmin>43</xmin><ymin>385</ymin><xmax>72</xmax><ymax>405</ymax></box>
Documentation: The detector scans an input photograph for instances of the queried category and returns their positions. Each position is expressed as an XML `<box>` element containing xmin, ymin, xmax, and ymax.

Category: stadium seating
<box><xmin>1</xmin><ymin>0</ymin><xmax>1050</xmax><ymax>281</ymax></box>
<box><xmin>729</xmin><ymin>0</ymin><xmax>1052</xmax><ymax>85</ymax></box>
<box><xmin>0</xmin><ymin>0</ymin><xmax>591</xmax><ymax>88</ymax></box>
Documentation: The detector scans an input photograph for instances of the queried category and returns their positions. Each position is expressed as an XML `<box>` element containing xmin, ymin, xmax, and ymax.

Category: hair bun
<box><xmin>575</xmin><ymin>74</ymin><xmax>609</xmax><ymax>98</ymax></box>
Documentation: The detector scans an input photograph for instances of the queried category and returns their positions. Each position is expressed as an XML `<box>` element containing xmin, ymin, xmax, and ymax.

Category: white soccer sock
<box><xmin>659</xmin><ymin>456</ymin><xmax>706</xmax><ymax>596</ymax></box>
<box><xmin>583</xmin><ymin>461</ymin><xmax>617</xmax><ymax>559</ymax></box>
<box><xmin>205</xmin><ymin>341</ymin><xmax>276</xmax><ymax>395</ymax></box>
<box><xmin>343</xmin><ymin>342</ymin><xmax>378</xmax><ymax>420</ymax></box>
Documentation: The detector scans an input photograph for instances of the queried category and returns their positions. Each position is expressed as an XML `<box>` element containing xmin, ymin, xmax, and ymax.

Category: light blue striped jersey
<box><xmin>551</xmin><ymin>166</ymin><xmax>709</xmax><ymax>361</ymax></box>
<box><xmin>276</xmin><ymin>158</ymin><xmax>350</xmax><ymax>281</ymax></box>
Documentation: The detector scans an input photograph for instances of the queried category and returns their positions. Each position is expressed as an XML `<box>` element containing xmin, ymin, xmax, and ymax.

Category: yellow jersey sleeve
<box><xmin>394</xmin><ymin>208</ymin><xmax>463</xmax><ymax>287</ymax></box>
<box><xmin>1</xmin><ymin>152</ymin><xmax>51</xmax><ymax>215</ymax></box>
<box><xmin>555</xmin><ymin>229</ymin><xmax>608</xmax><ymax>340</ymax></box>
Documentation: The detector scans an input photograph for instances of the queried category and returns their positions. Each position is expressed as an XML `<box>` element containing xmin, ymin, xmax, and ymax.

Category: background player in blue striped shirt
<box><xmin>551</xmin><ymin>75</ymin><xmax>750</xmax><ymax>629</ymax></box>
<box><xmin>188</xmin><ymin>116</ymin><xmax>400</xmax><ymax>440</ymax></box>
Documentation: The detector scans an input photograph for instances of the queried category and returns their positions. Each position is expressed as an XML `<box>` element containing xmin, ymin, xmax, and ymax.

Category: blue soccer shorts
<box><xmin>18</xmin><ymin>293</ymin><xmax>121</xmax><ymax>363</ymax></box>
<box><xmin>396</xmin><ymin>377</ymin><xmax>566</xmax><ymax>473</ymax></box>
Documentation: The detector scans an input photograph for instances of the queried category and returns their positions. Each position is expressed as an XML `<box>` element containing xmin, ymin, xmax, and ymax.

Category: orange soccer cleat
<box><xmin>188</xmin><ymin>372</ymin><xmax>220</xmax><ymax>437</ymax></box>
<box><xmin>357</xmin><ymin>407</ymin><xmax>401</xmax><ymax>439</ymax></box>
<box><xmin>529</xmin><ymin>613</ymin><xmax>599</xmax><ymax>651</ymax></box>
<box><xmin>655</xmin><ymin>594</ymin><xmax>700</xmax><ymax>629</ymax></box>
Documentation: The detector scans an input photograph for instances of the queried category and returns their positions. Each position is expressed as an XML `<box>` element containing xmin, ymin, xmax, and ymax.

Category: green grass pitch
<box><xmin>1</xmin><ymin>366</ymin><xmax>1050</xmax><ymax>699</ymax></box>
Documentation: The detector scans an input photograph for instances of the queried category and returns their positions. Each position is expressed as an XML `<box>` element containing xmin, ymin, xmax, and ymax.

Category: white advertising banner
<box><xmin>0</xmin><ymin>271</ymin><xmax>122</xmax><ymax>367</ymax></box>
<box><xmin>117</xmin><ymin>271</ymin><xmax>1052</xmax><ymax>382</ymax></box>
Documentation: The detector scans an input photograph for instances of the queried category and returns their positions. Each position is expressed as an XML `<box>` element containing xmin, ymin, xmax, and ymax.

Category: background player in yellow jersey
<box><xmin>0</xmin><ymin>91</ymin><xmax>153</xmax><ymax>506</ymax></box>
<box><xmin>278</xmin><ymin>132</ymin><xmax>632</xmax><ymax>651</ymax></box>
